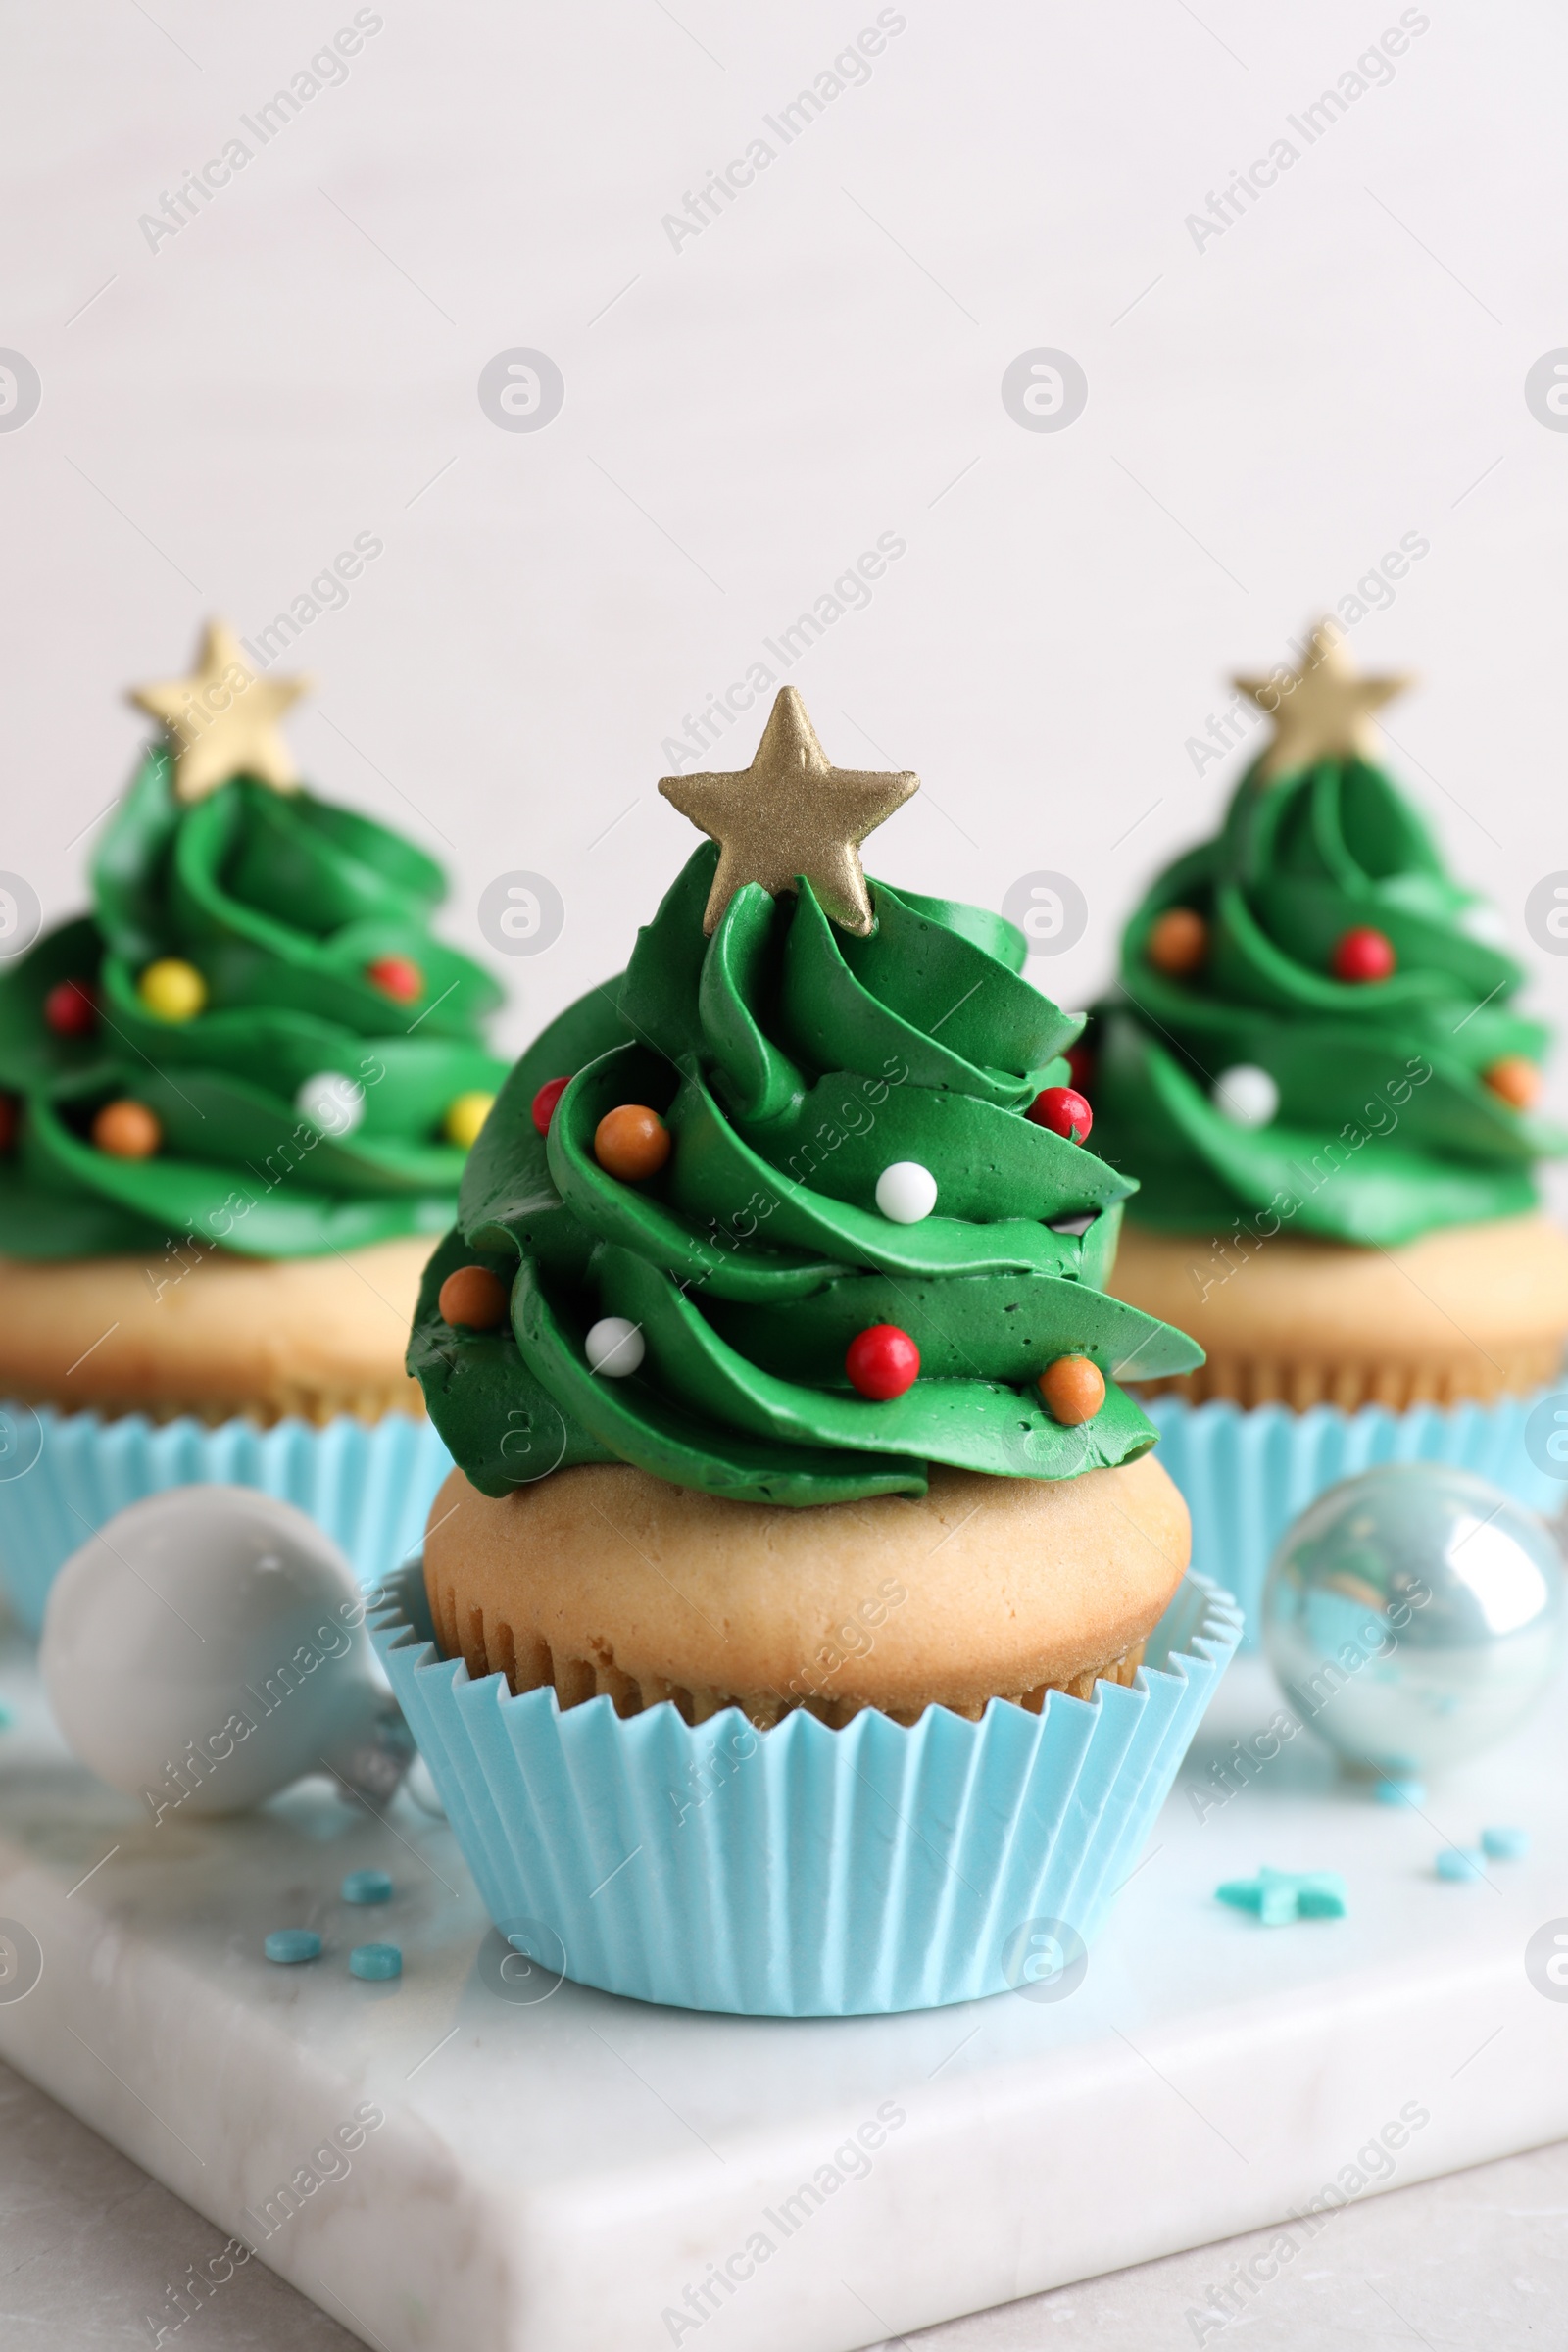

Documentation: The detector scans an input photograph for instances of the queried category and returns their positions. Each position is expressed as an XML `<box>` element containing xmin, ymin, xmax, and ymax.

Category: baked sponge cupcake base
<box><xmin>423</xmin><ymin>1454</ymin><xmax>1190</xmax><ymax>1729</ymax></box>
<box><xmin>372</xmin><ymin>1554</ymin><xmax>1240</xmax><ymax>2016</ymax></box>
<box><xmin>1110</xmin><ymin>1212</ymin><xmax>1568</xmax><ymax>1412</ymax></box>
<box><xmin>0</xmin><ymin>1234</ymin><xmax>434</xmax><ymax>1425</ymax></box>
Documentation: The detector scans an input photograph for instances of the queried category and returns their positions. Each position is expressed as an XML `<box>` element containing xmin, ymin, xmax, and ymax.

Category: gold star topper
<box><xmin>659</xmin><ymin>688</ymin><xmax>918</xmax><ymax>936</ymax></box>
<box><xmin>129</xmin><ymin>620</ymin><xmax>311</xmax><ymax>804</ymax></box>
<box><xmin>1235</xmin><ymin>622</ymin><xmax>1413</xmax><ymax>781</ymax></box>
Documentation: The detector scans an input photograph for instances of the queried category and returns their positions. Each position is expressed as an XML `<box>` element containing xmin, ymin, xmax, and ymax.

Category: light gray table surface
<box><xmin>5</xmin><ymin>2054</ymin><xmax>1565</xmax><ymax>2351</ymax></box>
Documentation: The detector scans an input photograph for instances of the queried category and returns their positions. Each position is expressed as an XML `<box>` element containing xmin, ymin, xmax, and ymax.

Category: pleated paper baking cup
<box><xmin>369</xmin><ymin>1562</ymin><xmax>1241</xmax><ymax>2018</ymax></box>
<box><xmin>1146</xmin><ymin>1389</ymin><xmax>1563</xmax><ymax>1651</ymax></box>
<box><xmin>0</xmin><ymin>1403</ymin><xmax>453</xmax><ymax>1637</ymax></box>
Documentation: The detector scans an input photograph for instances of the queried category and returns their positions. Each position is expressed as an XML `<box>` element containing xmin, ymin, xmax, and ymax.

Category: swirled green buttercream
<box><xmin>0</xmin><ymin>747</ymin><xmax>508</xmax><ymax>1257</ymax></box>
<box><xmin>410</xmin><ymin>845</ymin><xmax>1201</xmax><ymax>1505</ymax></box>
<box><xmin>1091</xmin><ymin>751</ymin><xmax>1565</xmax><ymax>1246</ymax></box>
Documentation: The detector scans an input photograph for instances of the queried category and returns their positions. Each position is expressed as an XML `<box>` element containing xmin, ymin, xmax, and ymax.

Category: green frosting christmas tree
<box><xmin>412</xmin><ymin>688</ymin><xmax>1201</xmax><ymax>1505</ymax></box>
<box><xmin>0</xmin><ymin>624</ymin><xmax>507</xmax><ymax>1258</ymax></box>
<box><xmin>1090</xmin><ymin>626</ymin><xmax>1565</xmax><ymax>1248</ymax></box>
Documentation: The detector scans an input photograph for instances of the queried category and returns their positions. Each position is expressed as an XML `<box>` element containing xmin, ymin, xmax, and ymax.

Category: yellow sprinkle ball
<box><xmin>137</xmin><ymin>957</ymin><xmax>207</xmax><ymax>1022</ymax></box>
<box><xmin>444</xmin><ymin>1091</ymin><xmax>496</xmax><ymax>1150</ymax></box>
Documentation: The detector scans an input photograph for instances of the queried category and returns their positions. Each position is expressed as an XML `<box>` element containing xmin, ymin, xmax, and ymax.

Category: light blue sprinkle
<box><xmin>265</xmin><ymin>1929</ymin><xmax>322</xmax><ymax>1964</ymax></box>
<box><xmin>1374</xmin><ymin>1777</ymin><xmax>1426</xmax><ymax>1807</ymax></box>
<box><xmin>1481</xmin><ymin>1825</ymin><xmax>1530</xmax><ymax>1861</ymax></box>
<box><xmin>1216</xmin><ymin>1867</ymin><xmax>1348</xmax><ymax>1926</ymax></box>
<box><xmin>1436</xmin><ymin>1847</ymin><xmax>1486</xmax><ymax>1883</ymax></box>
<box><xmin>341</xmin><ymin>1869</ymin><xmax>394</xmax><ymax>1905</ymax></box>
<box><xmin>349</xmin><ymin>1942</ymin><xmax>402</xmax><ymax>1981</ymax></box>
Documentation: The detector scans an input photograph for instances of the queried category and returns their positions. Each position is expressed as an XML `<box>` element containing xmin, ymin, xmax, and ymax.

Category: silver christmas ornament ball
<box><xmin>40</xmin><ymin>1486</ymin><xmax>411</xmax><ymax>1814</ymax></box>
<box><xmin>1261</xmin><ymin>1464</ymin><xmax>1566</xmax><ymax>1774</ymax></box>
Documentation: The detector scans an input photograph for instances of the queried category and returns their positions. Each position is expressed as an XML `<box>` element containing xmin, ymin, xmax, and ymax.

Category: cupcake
<box><xmin>0</xmin><ymin>624</ymin><xmax>509</xmax><ymax>1630</ymax></box>
<box><xmin>374</xmin><ymin>687</ymin><xmax>1239</xmax><ymax>2016</ymax></box>
<box><xmin>1089</xmin><ymin>625</ymin><xmax>1568</xmax><ymax>1634</ymax></box>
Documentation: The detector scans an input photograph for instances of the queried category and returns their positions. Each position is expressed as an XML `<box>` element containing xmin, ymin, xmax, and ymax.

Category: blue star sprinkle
<box><xmin>1216</xmin><ymin>1867</ymin><xmax>1348</xmax><ymax>1927</ymax></box>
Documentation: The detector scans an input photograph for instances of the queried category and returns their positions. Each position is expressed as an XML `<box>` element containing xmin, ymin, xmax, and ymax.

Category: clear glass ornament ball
<box><xmin>1261</xmin><ymin>1463</ymin><xmax>1565</xmax><ymax>1773</ymax></box>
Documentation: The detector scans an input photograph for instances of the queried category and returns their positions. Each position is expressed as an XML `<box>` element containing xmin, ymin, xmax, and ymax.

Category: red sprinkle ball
<box><xmin>44</xmin><ymin>979</ymin><xmax>96</xmax><ymax>1037</ymax></box>
<box><xmin>1065</xmin><ymin>1042</ymin><xmax>1095</xmax><ymax>1094</ymax></box>
<box><xmin>1027</xmin><ymin>1085</ymin><xmax>1094</xmax><ymax>1144</ymax></box>
<box><xmin>366</xmin><ymin>955</ymin><xmax>424</xmax><ymax>1004</ymax></box>
<box><xmin>531</xmin><ymin>1075</ymin><xmax>572</xmax><ymax>1136</ymax></box>
<box><xmin>1332</xmin><ymin>926</ymin><xmax>1396</xmax><ymax>984</ymax></box>
<box><xmin>0</xmin><ymin>1095</ymin><xmax>16</xmax><ymax>1152</ymax></box>
<box><xmin>846</xmin><ymin>1324</ymin><xmax>920</xmax><ymax>1401</ymax></box>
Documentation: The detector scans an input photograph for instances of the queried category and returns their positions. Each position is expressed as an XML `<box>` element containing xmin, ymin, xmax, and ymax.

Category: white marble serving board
<box><xmin>2</xmin><ymin>1640</ymin><xmax>1567</xmax><ymax>2352</ymax></box>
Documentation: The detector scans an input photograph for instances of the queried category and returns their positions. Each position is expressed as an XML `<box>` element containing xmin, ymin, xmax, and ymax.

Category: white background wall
<box><xmin>6</xmin><ymin>0</ymin><xmax>1568</xmax><ymax>1197</ymax></box>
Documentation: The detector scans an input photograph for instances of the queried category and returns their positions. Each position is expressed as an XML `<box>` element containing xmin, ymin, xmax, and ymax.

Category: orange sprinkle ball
<box><xmin>91</xmin><ymin>1100</ymin><xmax>163</xmax><ymax>1159</ymax></box>
<box><xmin>594</xmin><ymin>1103</ymin><xmax>671</xmax><ymax>1182</ymax></box>
<box><xmin>1038</xmin><ymin>1353</ymin><xmax>1105</xmax><ymax>1427</ymax></box>
<box><xmin>437</xmin><ymin>1264</ymin><xmax>509</xmax><ymax>1331</ymax></box>
<box><xmin>1147</xmin><ymin>907</ymin><xmax>1209</xmax><ymax>976</ymax></box>
<box><xmin>1485</xmin><ymin>1055</ymin><xmax>1543</xmax><ymax>1111</ymax></box>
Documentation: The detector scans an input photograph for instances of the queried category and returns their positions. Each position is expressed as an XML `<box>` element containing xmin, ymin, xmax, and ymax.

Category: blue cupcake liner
<box><xmin>369</xmin><ymin>1561</ymin><xmax>1241</xmax><ymax>2017</ymax></box>
<box><xmin>1146</xmin><ymin>1389</ymin><xmax>1563</xmax><ymax>1651</ymax></box>
<box><xmin>0</xmin><ymin>1403</ymin><xmax>453</xmax><ymax>1636</ymax></box>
